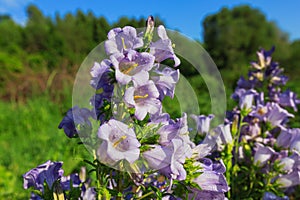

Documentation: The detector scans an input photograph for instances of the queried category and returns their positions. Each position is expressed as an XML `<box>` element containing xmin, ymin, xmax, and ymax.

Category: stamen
<box><xmin>113</xmin><ymin>135</ymin><xmax>127</xmax><ymax>148</ymax></box>
<box><xmin>120</xmin><ymin>62</ymin><xmax>138</xmax><ymax>74</ymax></box>
<box><xmin>121</xmin><ymin>37</ymin><xmax>127</xmax><ymax>50</ymax></box>
<box><xmin>134</xmin><ymin>94</ymin><xmax>149</xmax><ymax>100</ymax></box>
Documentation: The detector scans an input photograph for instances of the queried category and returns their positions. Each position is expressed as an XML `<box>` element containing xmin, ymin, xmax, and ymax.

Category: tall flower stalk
<box><xmin>23</xmin><ymin>17</ymin><xmax>229</xmax><ymax>199</ymax></box>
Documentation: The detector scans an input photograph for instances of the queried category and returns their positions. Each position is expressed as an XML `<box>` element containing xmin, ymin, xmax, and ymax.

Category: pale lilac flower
<box><xmin>277</xmin><ymin>171</ymin><xmax>300</xmax><ymax>188</ymax></box>
<box><xmin>239</xmin><ymin>90</ymin><xmax>257</xmax><ymax>110</ymax></box>
<box><xmin>90</xmin><ymin>60</ymin><xmax>114</xmax><ymax>91</ymax></box>
<box><xmin>157</xmin><ymin>113</ymin><xmax>194</xmax><ymax>147</ymax></box>
<box><xmin>191</xmin><ymin>114</ymin><xmax>214</xmax><ymax>135</ymax></box>
<box><xmin>265</xmin><ymin>103</ymin><xmax>294</xmax><ymax>127</ymax></box>
<box><xmin>192</xmin><ymin>159</ymin><xmax>228</xmax><ymax>194</ymax></box>
<box><xmin>278</xmin><ymin>90</ymin><xmax>300</xmax><ymax>111</ymax></box>
<box><xmin>81</xmin><ymin>187</ymin><xmax>97</xmax><ymax>200</ymax></box>
<box><xmin>124</xmin><ymin>80</ymin><xmax>161</xmax><ymax>120</ymax></box>
<box><xmin>254</xmin><ymin>143</ymin><xmax>276</xmax><ymax>166</ymax></box>
<box><xmin>277</xmin><ymin>128</ymin><xmax>298</xmax><ymax>148</ymax></box>
<box><xmin>110</xmin><ymin>50</ymin><xmax>155</xmax><ymax>85</ymax></box>
<box><xmin>23</xmin><ymin>160</ymin><xmax>64</xmax><ymax>192</ymax></box>
<box><xmin>97</xmin><ymin>119</ymin><xmax>141</xmax><ymax>164</ymax></box>
<box><xmin>143</xmin><ymin>138</ymin><xmax>192</xmax><ymax>180</ymax></box>
<box><xmin>151</xmin><ymin>65</ymin><xmax>180</xmax><ymax>99</ymax></box>
<box><xmin>104</xmin><ymin>26</ymin><xmax>143</xmax><ymax>55</ymax></box>
<box><xmin>187</xmin><ymin>188</ymin><xmax>226</xmax><ymax>200</ymax></box>
<box><xmin>150</xmin><ymin>25</ymin><xmax>180</xmax><ymax>67</ymax></box>
<box><xmin>216</xmin><ymin>124</ymin><xmax>233</xmax><ymax>147</ymax></box>
<box><xmin>290</xmin><ymin>131</ymin><xmax>300</xmax><ymax>152</ymax></box>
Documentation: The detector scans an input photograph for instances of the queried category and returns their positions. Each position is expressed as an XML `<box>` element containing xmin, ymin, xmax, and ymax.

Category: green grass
<box><xmin>0</xmin><ymin>94</ymin><xmax>91</xmax><ymax>199</ymax></box>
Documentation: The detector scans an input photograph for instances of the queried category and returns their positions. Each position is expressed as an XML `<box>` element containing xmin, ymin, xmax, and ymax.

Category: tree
<box><xmin>203</xmin><ymin>5</ymin><xmax>290</xmax><ymax>74</ymax></box>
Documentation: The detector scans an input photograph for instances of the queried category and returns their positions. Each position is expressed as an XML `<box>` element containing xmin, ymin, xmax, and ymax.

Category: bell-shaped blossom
<box><xmin>81</xmin><ymin>187</ymin><xmax>97</xmax><ymax>200</ymax></box>
<box><xmin>277</xmin><ymin>171</ymin><xmax>300</xmax><ymax>188</ymax></box>
<box><xmin>23</xmin><ymin>160</ymin><xmax>64</xmax><ymax>192</ymax></box>
<box><xmin>97</xmin><ymin>119</ymin><xmax>141</xmax><ymax>164</ymax></box>
<box><xmin>111</xmin><ymin>50</ymin><xmax>155</xmax><ymax>85</ymax></box>
<box><xmin>104</xmin><ymin>26</ymin><xmax>143</xmax><ymax>55</ymax></box>
<box><xmin>143</xmin><ymin>138</ymin><xmax>192</xmax><ymax>181</ymax></box>
<box><xmin>157</xmin><ymin>113</ymin><xmax>194</xmax><ymax>147</ymax></box>
<box><xmin>90</xmin><ymin>60</ymin><xmax>114</xmax><ymax>91</ymax></box>
<box><xmin>216</xmin><ymin>124</ymin><xmax>233</xmax><ymax>148</ymax></box>
<box><xmin>58</xmin><ymin>106</ymin><xmax>93</xmax><ymax>138</ymax></box>
<box><xmin>124</xmin><ymin>80</ymin><xmax>161</xmax><ymax>120</ymax></box>
<box><xmin>187</xmin><ymin>188</ymin><xmax>226</xmax><ymax>200</ymax></box>
<box><xmin>254</xmin><ymin>143</ymin><xmax>276</xmax><ymax>166</ymax></box>
<box><xmin>151</xmin><ymin>65</ymin><xmax>180</xmax><ymax>99</ymax></box>
<box><xmin>263</xmin><ymin>192</ymin><xmax>289</xmax><ymax>200</ymax></box>
<box><xmin>90</xmin><ymin>91</ymin><xmax>113</xmax><ymax>123</ymax></box>
<box><xmin>277</xmin><ymin>128</ymin><xmax>298</xmax><ymax>148</ymax></box>
<box><xmin>265</xmin><ymin>103</ymin><xmax>294</xmax><ymax>127</ymax></box>
<box><xmin>190</xmin><ymin>114</ymin><xmax>214</xmax><ymax>135</ymax></box>
<box><xmin>278</xmin><ymin>90</ymin><xmax>300</xmax><ymax>112</ymax></box>
<box><xmin>150</xmin><ymin>25</ymin><xmax>180</xmax><ymax>67</ymax></box>
<box><xmin>290</xmin><ymin>131</ymin><xmax>300</xmax><ymax>152</ymax></box>
<box><xmin>192</xmin><ymin>159</ymin><xmax>228</xmax><ymax>193</ymax></box>
<box><xmin>239</xmin><ymin>90</ymin><xmax>257</xmax><ymax>110</ymax></box>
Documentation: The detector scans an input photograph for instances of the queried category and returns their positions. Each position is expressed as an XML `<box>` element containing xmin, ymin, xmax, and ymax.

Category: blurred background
<box><xmin>1</xmin><ymin>0</ymin><xmax>300</xmax><ymax>199</ymax></box>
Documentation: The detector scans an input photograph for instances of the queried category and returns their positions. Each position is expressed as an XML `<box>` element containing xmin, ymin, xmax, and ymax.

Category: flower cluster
<box><xmin>23</xmin><ymin>160</ymin><xmax>96</xmax><ymax>199</ymax></box>
<box><xmin>23</xmin><ymin>17</ymin><xmax>229</xmax><ymax>199</ymax></box>
<box><xmin>225</xmin><ymin>47</ymin><xmax>300</xmax><ymax>198</ymax></box>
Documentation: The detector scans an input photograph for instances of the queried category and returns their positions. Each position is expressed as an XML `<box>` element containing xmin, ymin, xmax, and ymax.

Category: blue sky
<box><xmin>0</xmin><ymin>0</ymin><xmax>299</xmax><ymax>42</ymax></box>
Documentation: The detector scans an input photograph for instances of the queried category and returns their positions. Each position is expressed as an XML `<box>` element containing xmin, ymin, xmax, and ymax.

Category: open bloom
<box><xmin>143</xmin><ymin>138</ymin><xmax>192</xmax><ymax>181</ymax></box>
<box><xmin>151</xmin><ymin>65</ymin><xmax>180</xmax><ymax>100</ymax></box>
<box><xmin>254</xmin><ymin>143</ymin><xmax>276</xmax><ymax>166</ymax></box>
<box><xmin>191</xmin><ymin>114</ymin><xmax>214</xmax><ymax>135</ymax></box>
<box><xmin>124</xmin><ymin>80</ymin><xmax>161</xmax><ymax>120</ymax></box>
<box><xmin>150</xmin><ymin>25</ymin><xmax>180</xmax><ymax>67</ymax></box>
<box><xmin>90</xmin><ymin>59</ymin><xmax>114</xmax><ymax>91</ymax></box>
<box><xmin>104</xmin><ymin>26</ymin><xmax>143</xmax><ymax>55</ymax></box>
<box><xmin>23</xmin><ymin>160</ymin><xmax>64</xmax><ymax>192</ymax></box>
<box><xmin>97</xmin><ymin>119</ymin><xmax>141</xmax><ymax>164</ymax></box>
<box><xmin>111</xmin><ymin>50</ymin><xmax>155</xmax><ymax>85</ymax></box>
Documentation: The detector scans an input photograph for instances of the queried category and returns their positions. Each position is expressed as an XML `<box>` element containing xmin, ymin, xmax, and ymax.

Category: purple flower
<box><xmin>277</xmin><ymin>171</ymin><xmax>300</xmax><ymax>188</ymax></box>
<box><xmin>254</xmin><ymin>143</ymin><xmax>276</xmax><ymax>166</ymax></box>
<box><xmin>143</xmin><ymin>138</ymin><xmax>192</xmax><ymax>180</ymax></box>
<box><xmin>216</xmin><ymin>124</ymin><xmax>233</xmax><ymax>146</ymax></box>
<box><xmin>156</xmin><ymin>113</ymin><xmax>194</xmax><ymax>147</ymax></box>
<box><xmin>60</xmin><ymin>173</ymin><xmax>81</xmax><ymax>191</ymax></box>
<box><xmin>23</xmin><ymin>160</ymin><xmax>64</xmax><ymax>192</ymax></box>
<box><xmin>90</xmin><ymin>60</ymin><xmax>114</xmax><ymax>91</ymax></box>
<box><xmin>187</xmin><ymin>188</ymin><xmax>226</xmax><ymax>200</ymax></box>
<box><xmin>277</xmin><ymin>128</ymin><xmax>298</xmax><ymax>148</ymax></box>
<box><xmin>239</xmin><ymin>90</ymin><xmax>257</xmax><ymax>111</ymax></box>
<box><xmin>104</xmin><ymin>26</ymin><xmax>143</xmax><ymax>55</ymax></box>
<box><xmin>278</xmin><ymin>90</ymin><xmax>300</xmax><ymax>111</ymax></box>
<box><xmin>58</xmin><ymin>106</ymin><xmax>93</xmax><ymax>138</ymax></box>
<box><xmin>265</xmin><ymin>103</ymin><xmax>294</xmax><ymax>127</ymax></box>
<box><xmin>150</xmin><ymin>25</ymin><xmax>180</xmax><ymax>67</ymax></box>
<box><xmin>251</xmin><ymin>47</ymin><xmax>274</xmax><ymax>70</ymax></box>
<box><xmin>81</xmin><ymin>187</ymin><xmax>97</xmax><ymax>200</ymax></box>
<box><xmin>124</xmin><ymin>80</ymin><xmax>161</xmax><ymax>120</ymax></box>
<box><xmin>192</xmin><ymin>159</ymin><xmax>228</xmax><ymax>193</ymax></box>
<box><xmin>97</xmin><ymin>119</ymin><xmax>141</xmax><ymax>164</ymax></box>
<box><xmin>151</xmin><ymin>65</ymin><xmax>180</xmax><ymax>99</ymax></box>
<box><xmin>263</xmin><ymin>191</ymin><xmax>289</xmax><ymax>200</ymax></box>
<box><xmin>190</xmin><ymin>114</ymin><xmax>214</xmax><ymax>135</ymax></box>
<box><xmin>110</xmin><ymin>50</ymin><xmax>155</xmax><ymax>85</ymax></box>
